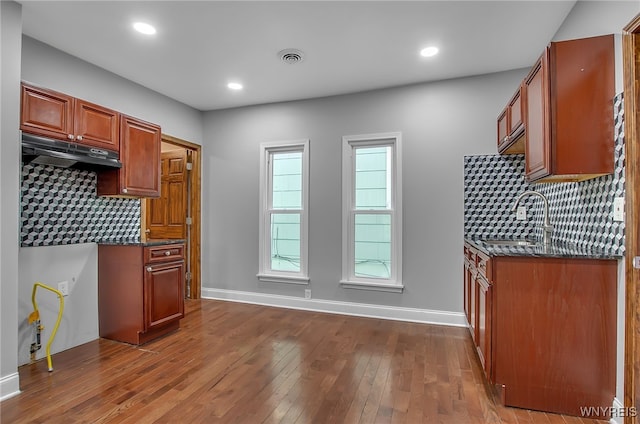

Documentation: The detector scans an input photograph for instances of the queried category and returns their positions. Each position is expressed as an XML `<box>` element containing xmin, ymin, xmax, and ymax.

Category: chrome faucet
<box><xmin>512</xmin><ymin>191</ymin><xmax>553</xmax><ymax>246</ymax></box>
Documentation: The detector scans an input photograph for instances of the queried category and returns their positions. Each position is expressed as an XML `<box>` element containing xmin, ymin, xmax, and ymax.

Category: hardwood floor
<box><xmin>1</xmin><ymin>299</ymin><xmax>608</xmax><ymax>423</ymax></box>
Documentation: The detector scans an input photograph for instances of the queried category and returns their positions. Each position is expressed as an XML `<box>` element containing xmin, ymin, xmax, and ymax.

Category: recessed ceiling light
<box><xmin>227</xmin><ymin>82</ymin><xmax>243</xmax><ymax>90</ymax></box>
<box><xmin>420</xmin><ymin>46</ymin><xmax>439</xmax><ymax>58</ymax></box>
<box><xmin>133</xmin><ymin>22</ymin><xmax>156</xmax><ymax>35</ymax></box>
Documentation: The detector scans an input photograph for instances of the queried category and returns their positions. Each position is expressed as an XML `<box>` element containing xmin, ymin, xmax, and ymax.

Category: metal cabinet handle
<box><xmin>165</xmin><ymin>251</ymin><xmax>171</xmax><ymax>256</ymax></box>
<box><xmin>122</xmin><ymin>188</ymin><xmax>128</xmax><ymax>194</ymax></box>
<box><xmin>76</xmin><ymin>135</ymin><xmax>83</xmax><ymax>141</ymax></box>
<box><xmin>146</xmin><ymin>266</ymin><xmax>153</xmax><ymax>272</ymax></box>
<box><xmin>68</xmin><ymin>134</ymin><xmax>75</xmax><ymax>140</ymax></box>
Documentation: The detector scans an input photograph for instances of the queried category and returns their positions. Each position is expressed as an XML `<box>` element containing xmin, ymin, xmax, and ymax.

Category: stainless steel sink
<box><xmin>482</xmin><ymin>239</ymin><xmax>537</xmax><ymax>247</ymax></box>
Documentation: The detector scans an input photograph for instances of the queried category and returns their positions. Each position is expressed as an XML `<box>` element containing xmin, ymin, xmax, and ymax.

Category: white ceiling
<box><xmin>18</xmin><ymin>1</ymin><xmax>578</xmax><ymax>112</ymax></box>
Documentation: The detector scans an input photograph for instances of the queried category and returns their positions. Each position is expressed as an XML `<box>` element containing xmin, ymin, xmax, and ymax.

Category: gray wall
<box><xmin>201</xmin><ymin>68</ymin><xmax>527</xmax><ymax>313</ymax></box>
<box><xmin>1</xmin><ymin>0</ymin><xmax>22</xmax><ymax>400</ymax></box>
<box><xmin>17</xmin><ymin>244</ymin><xmax>99</xmax><ymax>366</ymax></box>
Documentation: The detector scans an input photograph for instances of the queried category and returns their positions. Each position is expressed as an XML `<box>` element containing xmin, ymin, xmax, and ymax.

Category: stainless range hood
<box><xmin>21</xmin><ymin>132</ymin><xmax>122</xmax><ymax>170</ymax></box>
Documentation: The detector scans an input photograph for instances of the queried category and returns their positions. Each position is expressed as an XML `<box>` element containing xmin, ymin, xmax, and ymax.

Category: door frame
<box><xmin>623</xmin><ymin>13</ymin><xmax>640</xmax><ymax>424</ymax></box>
<box><xmin>141</xmin><ymin>134</ymin><xmax>202</xmax><ymax>299</ymax></box>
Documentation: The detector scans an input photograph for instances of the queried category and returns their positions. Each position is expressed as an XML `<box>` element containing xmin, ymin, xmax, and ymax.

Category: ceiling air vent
<box><xmin>278</xmin><ymin>48</ymin><xmax>305</xmax><ymax>64</ymax></box>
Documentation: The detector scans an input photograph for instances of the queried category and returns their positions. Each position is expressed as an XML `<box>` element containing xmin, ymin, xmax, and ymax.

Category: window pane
<box><xmin>354</xmin><ymin>213</ymin><xmax>391</xmax><ymax>279</ymax></box>
<box><xmin>272</xmin><ymin>151</ymin><xmax>302</xmax><ymax>209</ymax></box>
<box><xmin>271</xmin><ymin>213</ymin><xmax>300</xmax><ymax>272</ymax></box>
<box><xmin>355</xmin><ymin>146</ymin><xmax>391</xmax><ymax>210</ymax></box>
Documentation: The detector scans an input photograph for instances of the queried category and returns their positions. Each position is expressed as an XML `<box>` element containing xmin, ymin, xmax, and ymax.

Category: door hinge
<box><xmin>186</xmin><ymin>271</ymin><xmax>192</xmax><ymax>281</ymax></box>
<box><xmin>186</xmin><ymin>217</ymin><xmax>192</xmax><ymax>225</ymax></box>
<box><xmin>634</xmin><ymin>256</ymin><xmax>640</xmax><ymax>269</ymax></box>
<box><xmin>186</xmin><ymin>162</ymin><xmax>193</xmax><ymax>171</ymax></box>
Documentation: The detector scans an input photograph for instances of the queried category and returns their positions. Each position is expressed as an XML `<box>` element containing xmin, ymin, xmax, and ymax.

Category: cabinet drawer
<box><xmin>145</xmin><ymin>244</ymin><xmax>184</xmax><ymax>264</ymax></box>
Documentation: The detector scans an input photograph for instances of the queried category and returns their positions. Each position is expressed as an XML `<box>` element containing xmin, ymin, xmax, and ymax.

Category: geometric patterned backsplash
<box><xmin>20</xmin><ymin>163</ymin><xmax>141</xmax><ymax>247</ymax></box>
<box><xmin>464</xmin><ymin>93</ymin><xmax>625</xmax><ymax>256</ymax></box>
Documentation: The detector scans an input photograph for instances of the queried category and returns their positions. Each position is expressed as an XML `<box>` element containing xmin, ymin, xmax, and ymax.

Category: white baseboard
<box><xmin>0</xmin><ymin>372</ymin><xmax>20</xmax><ymax>402</ymax></box>
<box><xmin>201</xmin><ymin>288</ymin><xmax>467</xmax><ymax>327</ymax></box>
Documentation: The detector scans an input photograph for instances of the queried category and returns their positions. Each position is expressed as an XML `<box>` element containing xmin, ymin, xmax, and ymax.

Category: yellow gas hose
<box><xmin>31</xmin><ymin>282</ymin><xmax>65</xmax><ymax>371</ymax></box>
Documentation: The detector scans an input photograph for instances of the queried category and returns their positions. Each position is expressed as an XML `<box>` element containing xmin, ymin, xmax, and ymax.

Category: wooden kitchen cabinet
<box><xmin>497</xmin><ymin>84</ymin><xmax>525</xmax><ymax>154</ymax></box>
<box><xmin>98</xmin><ymin>243</ymin><xmax>185</xmax><ymax>345</ymax></box>
<box><xmin>475</xmin><ymin>250</ymin><xmax>493</xmax><ymax>380</ymax></box>
<box><xmin>497</xmin><ymin>108</ymin><xmax>508</xmax><ymax>151</ymax></box>
<box><xmin>462</xmin><ymin>241</ymin><xmax>617</xmax><ymax>417</ymax></box>
<box><xmin>463</xmin><ymin>244</ymin><xmax>493</xmax><ymax>381</ymax></box>
<box><xmin>97</xmin><ymin>115</ymin><xmax>161</xmax><ymax>198</ymax></box>
<box><xmin>20</xmin><ymin>82</ymin><xmax>120</xmax><ymax>152</ymax></box>
<box><xmin>463</xmin><ymin>245</ymin><xmax>473</xmax><ymax>326</ymax></box>
<box><xmin>21</xmin><ymin>82</ymin><xmax>161</xmax><ymax>198</ymax></box>
<box><xmin>523</xmin><ymin>34</ymin><xmax>614</xmax><ymax>182</ymax></box>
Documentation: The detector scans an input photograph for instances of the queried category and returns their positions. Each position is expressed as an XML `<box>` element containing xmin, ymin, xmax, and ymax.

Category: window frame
<box><xmin>257</xmin><ymin>139</ymin><xmax>310</xmax><ymax>284</ymax></box>
<box><xmin>340</xmin><ymin>132</ymin><xmax>403</xmax><ymax>293</ymax></box>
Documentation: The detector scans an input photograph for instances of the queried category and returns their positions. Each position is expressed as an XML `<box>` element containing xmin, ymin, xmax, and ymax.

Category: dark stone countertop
<box><xmin>465</xmin><ymin>237</ymin><xmax>623</xmax><ymax>260</ymax></box>
<box><xmin>98</xmin><ymin>239</ymin><xmax>186</xmax><ymax>247</ymax></box>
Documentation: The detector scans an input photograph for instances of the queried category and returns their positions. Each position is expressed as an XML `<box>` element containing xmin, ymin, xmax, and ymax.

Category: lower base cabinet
<box><xmin>98</xmin><ymin>243</ymin><xmax>185</xmax><ymax>345</ymax></box>
<box><xmin>463</xmin><ymin>242</ymin><xmax>617</xmax><ymax>417</ymax></box>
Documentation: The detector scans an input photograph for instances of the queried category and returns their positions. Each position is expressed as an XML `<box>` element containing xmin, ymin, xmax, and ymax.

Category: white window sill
<box><xmin>340</xmin><ymin>280</ymin><xmax>404</xmax><ymax>293</ymax></box>
<box><xmin>257</xmin><ymin>273</ymin><xmax>310</xmax><ymax>285</ymax></box>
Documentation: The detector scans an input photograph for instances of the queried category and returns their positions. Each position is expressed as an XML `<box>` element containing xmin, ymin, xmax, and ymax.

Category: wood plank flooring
<box><xmin>1</xmin><ymin>299</ymin><xmax>609</xmax><ymax>423</ymax></box>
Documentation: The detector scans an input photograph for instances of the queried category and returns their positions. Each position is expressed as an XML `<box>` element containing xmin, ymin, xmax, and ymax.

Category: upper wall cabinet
<box><xmin>523</xmin><ymin>35</ymin><xmax>614</xmax><ymax>183</ymax></box>
<box><xmin>497</xmin><ymin>84</ymin><xmax>525</xmax><ymax>154</ymax></box>
<box><xmin>21</xmin><ymin>81</ymin><xmax>161</xmax><ymax>198</ymax></box>
<box><xmin>21</xmin><ymin>82</ymin><xmax>120</xmax><ymax>152</ymax></box>
<box><xmin>97</xmin><ymin>115</ymin><xmax>161</xmax><ymax>198</ymax></box>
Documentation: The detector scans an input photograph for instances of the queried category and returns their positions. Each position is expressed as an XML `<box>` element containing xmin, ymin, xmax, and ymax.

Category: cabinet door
<box><xmin>477</xmin><ymin>275</ymin><xmax>493</xmax><ymax>382</ymax></box>
<box><xmin>470</xmin><ymin>269</ymin><xmax>477</xmax><ymax>343</ymax></box>
<box><xmin>524</xmin><ymin>52</ymin><xmax>551</xmax><ymax>181</ymax></box>
<box><xmin>144</xmin><ymin>260</ymin><xmax>185</xmax><ymax>331</ymax></box>
<box><xmin>464</xmin><ymin>257</ymin><xmax>472</xmax><ymax>325</ymax></box>
<box><xmin>496</xmin><ymin>108</ymin><xmax>508</xmax><ymax>150</ymax></box>
<box><xmin>74</xmin><ymin>99</ymin><xmax>119</xmax><ymax>152</ymax></box>
<box><xmin>509</xmin><ymin>89</ymin><xmax>522</xmax><ymax>135</ymax></box>
<box><xmin>119</xmin><ymin>115</ymin><xmax>161</xmax><ymax>197</ymax></box>
<box><xmin>20</xmin><ymin>83</ymin><xmax>73</xmax><ymax>141</ymax></box>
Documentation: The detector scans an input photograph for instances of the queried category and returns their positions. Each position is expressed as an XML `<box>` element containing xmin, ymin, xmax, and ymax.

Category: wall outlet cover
<box><xmin>516</xmin><ymin>206</ymin><xmax>527</xmax><ymax>221</ymax></box>
<box><xmin>613</xmin><ymin>197</ymin><xmax>624</xmax><ymax>222</ymax></box>
<box><xmin>304</xmin><ymin>289</ymin><xmax>311</xmax><ymax>299</ymax></box>
<box><xmin>58</xmin><ymin>281</ymin><xmax>69</xmax><ymax>297</ymax></box>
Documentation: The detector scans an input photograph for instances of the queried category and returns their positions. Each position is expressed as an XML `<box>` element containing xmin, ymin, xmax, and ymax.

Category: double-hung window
<box><xmin>341</xmin><ymin>132</ymin><xmax>403</xmax><ymax>292</ymax></box>
<box><xmin>258</xmin><ymin>140</ymin><xmax>309</xmax><ymax>284</ymax></box>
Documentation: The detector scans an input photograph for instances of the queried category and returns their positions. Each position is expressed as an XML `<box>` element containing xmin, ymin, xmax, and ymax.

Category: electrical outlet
<box><xmin>613</xmin><ymin>197</ymin><xmax>625</xmax><ymax>222</ymax></box>
<box><xmin>516</xmin><ymin>206</ymin><xmax>527</xmax><ymax>221</ymax></box>
<box><xmin>304</xmin><ymin>289</ymin><xmax>311</xmax><ymax>299</ymax></box>
<box><xmin>58</xmin><ymin>281</ymin><xmax>69</xmax><ymax>297</ymax></box>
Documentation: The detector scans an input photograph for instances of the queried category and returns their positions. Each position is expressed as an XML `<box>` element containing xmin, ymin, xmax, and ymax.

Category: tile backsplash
<box><xmin>21</xmin><ymin>164</ymin><xmax>141</xmax><ymax>247</ymax></box>
<box><xmin>464</xmin><ymin>93</ymin><xmax>625</xmax><ymax>256</ymax></box>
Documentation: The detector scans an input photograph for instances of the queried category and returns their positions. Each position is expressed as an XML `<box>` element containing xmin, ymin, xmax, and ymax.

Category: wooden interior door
<box><xmin>623</xmin><ymin>14</ymin><xmax>640</xmax><ymax>424</ymax></box>
<box><xmin>145</xmin><ymin>149</ymin><xmax>188</xmax><ymax>240</ymax></box>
